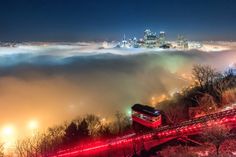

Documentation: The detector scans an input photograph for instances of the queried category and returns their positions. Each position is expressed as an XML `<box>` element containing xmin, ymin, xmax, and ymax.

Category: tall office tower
<box><xmin>159</xmin><ymin>31</ymin><xmax>166</xmax><ymax>45</ymax></box>
<box><xmin>144</xmin><ymin>29</ymin><xmax>157</xmax><ymax>48</ymax></box>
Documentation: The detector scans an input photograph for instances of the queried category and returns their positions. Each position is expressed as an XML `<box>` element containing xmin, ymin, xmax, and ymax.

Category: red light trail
<box><xmin>51</xmin><ymin>109</ymin><xmax>236</xmax><ymax>157</ymax></box>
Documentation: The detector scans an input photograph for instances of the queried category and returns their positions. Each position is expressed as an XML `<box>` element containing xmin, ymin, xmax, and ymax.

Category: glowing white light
<box><xmin>28</xmin><ymin>120</ymin><xmax>38</xmax><ymax>130</ymax></box>
<box><xmin>1</xmin><ymin>125</ymin><xmax>16</xmax><ymax>153</ymax></box>
<box><xmin>126</xmin><ymin>109</ymin><xmax>132</xmax><ymax>116</ymax></box>
<box><xmin>2</xmin><ymin>125</ymin><xmax>14</xmax><ymax>136</ymax></box>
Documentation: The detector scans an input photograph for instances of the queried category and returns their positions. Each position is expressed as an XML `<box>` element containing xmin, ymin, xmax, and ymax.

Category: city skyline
<box><xmin>0</xmin><ymin>1</ymin><xmax>236</xmax><ymax>155</ymax></box>
<box><xmin>0</xmin><ymin>0</ymin><xmax>236</xmax><ymax>42</ymax></box>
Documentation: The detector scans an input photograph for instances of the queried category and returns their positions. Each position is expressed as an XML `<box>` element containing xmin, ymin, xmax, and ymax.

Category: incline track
<box><xmin>52</xmin><ymin>108</ymin><xmax>236</xmax><ymax>157</ymax></box>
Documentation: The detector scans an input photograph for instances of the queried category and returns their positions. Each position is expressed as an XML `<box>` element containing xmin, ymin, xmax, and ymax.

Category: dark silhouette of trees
<box><xmin>193</xmin><ymin>65</ymin><xmax>220</xmax><ymax>103</ymax></box>
<box><xmin>156</xmin><ymin>64</ymin><xmax>236</xmax><ymax>122</ymax></box>
<box><xmin>64</xmin><ymin>122</ymin><xmax>78</xmax><ymax>144</ymax></box>
<box><xmin>62</xmin><ymin>112</ymin><xmax>131</xmax><ymax>146</ymax></box>
<box><xmin>192</xmin><ymin>64</ymin><xmax>236</xmax><ymax>105</ymax></box>
<box><xmin>63</xmin><ymin>119</ymin><xmax>90</xmax><ymax>144</ymax></box>
<box><xmin>77</xmin><ymin>119</ymin><xmax>89</xmax><ymax>139</ymax></box>
<box><xmin>98</xmin><ymin>124</ymin><xmax>113</xmax><ymax>138</ymax></box>
<box><xmin>192</xmin><ymin>64</ymin><xmax>220</xmax><ymax>91</ymax></box>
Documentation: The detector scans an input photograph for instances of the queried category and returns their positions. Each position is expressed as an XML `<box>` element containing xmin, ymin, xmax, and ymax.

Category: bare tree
<box><xmin>192</xmin><ymin>64</ymin><xmax>220</xmax><ymax>90</ymax></box>
<box><xmin>15</xmin><ymin>134</ymin><xmax>43</xmax><ymax>157</ymax></box>
<box><xmin>202</xmin><ymin>125</ymin><xmax>230</xmax><ymax>156</ymax></box>
<box><xmin>16</xmin><ymin>125</ymin><xmax>65</xmax><ymax>157</ymax></box>
<box><xmin>39</xmin><ymin>125</ymin><xmax>65</xmax><ymax>156</ymax></box>
<box><xmin>85</xmin><ymin>114</ymin><xmax>102</xmax><ymax>137</ymax></box>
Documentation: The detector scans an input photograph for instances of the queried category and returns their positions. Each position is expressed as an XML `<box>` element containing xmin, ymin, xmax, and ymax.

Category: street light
<box><xmin>2</xmin><ymin>125</ymin><xmax>14</xmax><ymax>136</ymax></box>
<box><xmin>1</xmin><ymin>125</ymin><xmax>16</xmax><ymax>152</ymax></box>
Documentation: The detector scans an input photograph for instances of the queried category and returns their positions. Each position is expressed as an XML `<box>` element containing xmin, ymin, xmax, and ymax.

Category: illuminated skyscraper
<box><xmin>144</xmin><ymin>29</ymin><xmax>152</xmax><ymax>40</ymax></box>
<box><xmin>177</xmin><ymin>35</ymin><xmax>188</xmax><ymax>49</ymax></box>
<box><xmin>121</xmin><ymin>34</ymin><xmax>128</xmax><ymax>48</ymax></box>
<box><xmin>144</xmin><ymin>29</ymin><xmax>157</xmax><ymax>48</ymax></box>
<box><xmin>159</xmin><ymin>31</ymin><xmax>166</xmax><ymax>46</ymax></box>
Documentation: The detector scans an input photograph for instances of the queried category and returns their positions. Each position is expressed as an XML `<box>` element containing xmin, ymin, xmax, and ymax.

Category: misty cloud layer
<box><xmin>0</xmin><ymin>43</ymin><xmax>236</xmax><ymax>133</ymax></box>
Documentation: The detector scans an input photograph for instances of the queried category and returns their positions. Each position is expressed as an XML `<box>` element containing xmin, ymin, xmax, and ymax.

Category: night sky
<box><xmin>0</xmin><ymin>0</ymin><xmax>236</xmax><ymax>41</ymax></box>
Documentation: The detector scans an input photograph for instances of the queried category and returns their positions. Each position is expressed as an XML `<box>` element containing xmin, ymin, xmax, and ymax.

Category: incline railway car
<box><xmin>132</xmin><ymin>104</ymin><xmax>162</xmax><ymax>129</ymax></box>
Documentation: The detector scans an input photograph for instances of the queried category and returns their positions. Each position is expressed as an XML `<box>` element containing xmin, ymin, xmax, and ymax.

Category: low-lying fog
<box><xmin>0</xmin><ymin>42</ymin><xmax>235</xmax><ymax>135</ymax></box>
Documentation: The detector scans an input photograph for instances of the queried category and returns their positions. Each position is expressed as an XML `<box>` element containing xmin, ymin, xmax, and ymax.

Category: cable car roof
<box><xmin>132</xmin><ymin>104</ymin><xmax>161</xmax><ymax>117</ymax></box>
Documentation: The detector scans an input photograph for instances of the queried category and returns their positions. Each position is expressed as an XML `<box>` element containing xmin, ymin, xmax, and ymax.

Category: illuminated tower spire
<box><xmin>121</xmin><ymin>34</ymin><xmax>127</xmax><ymax>47</ymax></box>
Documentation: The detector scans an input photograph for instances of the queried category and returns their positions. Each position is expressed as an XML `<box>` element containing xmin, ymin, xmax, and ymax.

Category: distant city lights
<box><xmin>0</xmin><ymin>119</ymin><xmax>40</xmax><ymax>153</ymax></box>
